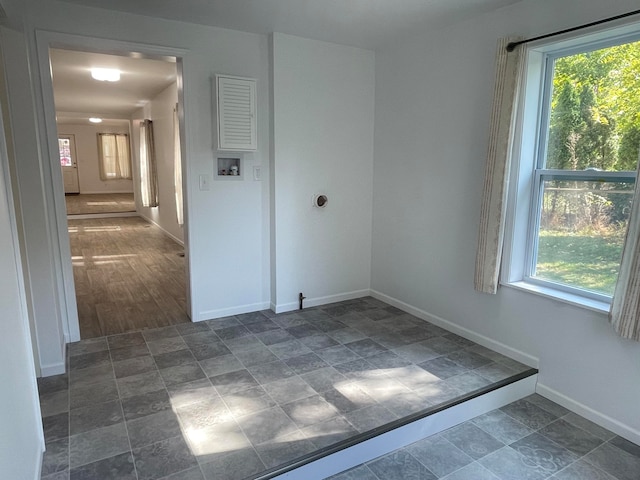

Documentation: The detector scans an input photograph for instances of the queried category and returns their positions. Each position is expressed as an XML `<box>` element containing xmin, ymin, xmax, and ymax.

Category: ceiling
<box><xmin>51</xmin><ymin>0</ymin><xmax>524</xmax><ymax>124</ymax></box>
<box><xmin>50</xmin><ymin>49</ymin><xmax>177</xmax><ymax>124</ymax></box>
<box><xmin>59</xmin><ymin>0</ymin><xmax>524</xmax><ymax>50</ymax></box>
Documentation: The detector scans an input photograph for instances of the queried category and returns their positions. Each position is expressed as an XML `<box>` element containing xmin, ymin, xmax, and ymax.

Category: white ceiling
<box><xmin>50</xmin><ymin>49</ymin><xmax>177</xmax><ymax>124</ymax></box>
<box><xmin>59</xmin><ymin>0</ymin><xmax>523</xmax><ymax>50</ymax></box>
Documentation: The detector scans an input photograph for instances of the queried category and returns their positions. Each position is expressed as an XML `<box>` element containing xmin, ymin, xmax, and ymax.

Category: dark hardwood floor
<box><xmin>68</xmin><ymin>216</ymin><xmax>189</xmax><ymax>338</ymax></box>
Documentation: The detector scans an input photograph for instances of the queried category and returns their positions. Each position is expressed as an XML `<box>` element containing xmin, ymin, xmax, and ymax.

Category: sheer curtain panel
<box><xmin>610</xmin><ymin>158</ymin><xmax>640</xmax><ymax>341</ymax></box>
<box><xmin>474</xmin><ymin>37</ymin><xmax>524</xmax><ymax>294</ymax></box>
<box><xmin>139</xmin><ymin>119</ymin><xmax>159</xmax><ymax>208</ymax></box>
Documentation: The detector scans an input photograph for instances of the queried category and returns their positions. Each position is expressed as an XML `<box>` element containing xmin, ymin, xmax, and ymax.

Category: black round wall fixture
<box><xmin>313</xmin><ymin>194</ymin><xmax>328</xmax><ymax>208</ymax></box>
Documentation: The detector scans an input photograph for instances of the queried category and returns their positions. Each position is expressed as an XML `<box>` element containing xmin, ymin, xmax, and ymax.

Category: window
<box><xmin>98</xmin><ymin>133</ymin><xmax>131</xmax><ymax>180</ymax></box>
<box><xmin>505</xmin><ymin>29</ymin><xmax>640</xmax><ymax>307</ymax></box>
<box><xmin>58</xmin><ymin>137</ymin><xmax>72</xmax><ymax>166</ymax></box>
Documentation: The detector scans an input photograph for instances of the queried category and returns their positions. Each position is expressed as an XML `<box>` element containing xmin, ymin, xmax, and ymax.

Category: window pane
<box><xmin>59</xmin><ymin>138</ymin><xmax>72</xmax><ymax>167</ymax></box>
<box><xmin>545</xmin><ymin>40</ymin><xmax>640</xmax><ymax>172</ymax></box>
<box><xmin>534</xmin><ymin>179</ymin><xmax>634</xmax><ymax>295</ymax></box>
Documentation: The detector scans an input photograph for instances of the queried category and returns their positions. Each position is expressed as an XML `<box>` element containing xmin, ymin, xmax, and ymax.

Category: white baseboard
<box><xmin>138</xmin><ymin>214</ymin><xmax>184</xmax><ymax>246</ymax></box>
<box><xmin>40</xmin><ymin>361</ymin><xmax>66</xmax><ymax>377</ymax></box>
<box><xmin>33</xmin><ymin>443</ymin><xmax>44</xmax><ymax>480</ymax></box>
<box><xmin>274</xmin><ymin>289</ymin><xmax>370</xmax><ymax>314</ymax></box>
<box><xmin>275</xmin><ymin>374</ymin><xmax>537</xmax><ymax>479</ymax></box>
<box><xmin>536</xmin><ymin>383</ymin><xmax>640</xmax><ymax>445</ymax></box>
<box><xmin>197</xmin><ymin>301</ymin><xmax>271</xmax><ymax>322</ymax></box>
<box><xmin>370</xmin><ymin>289</ymin><xmax>539</xmax><ymax>368</ymax></box>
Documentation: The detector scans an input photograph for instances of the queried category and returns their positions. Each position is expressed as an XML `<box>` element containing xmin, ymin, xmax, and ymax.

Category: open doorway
<box><xmin>49</xmin><ymin>47</ymin><xmax>190</xmax><ymax>338</ymax></box>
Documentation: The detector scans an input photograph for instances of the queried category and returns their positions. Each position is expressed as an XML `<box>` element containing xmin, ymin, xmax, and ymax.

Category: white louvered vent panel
<box><xmin>216</xmin><ymin>75</ymin><xmax>257</xmax><ymax>151</ymax></box>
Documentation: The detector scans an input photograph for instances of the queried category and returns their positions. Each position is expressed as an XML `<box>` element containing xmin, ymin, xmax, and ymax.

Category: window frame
<box><xmin>502</xmin><ymin>23</ymin><xmax>640</xmax><ymax>311</ymax></box>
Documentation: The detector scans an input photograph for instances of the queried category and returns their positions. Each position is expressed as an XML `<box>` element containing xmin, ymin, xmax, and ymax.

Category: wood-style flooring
<box><xmin>69</xmin><ymin>216</ymin><xmax>189</xmax><ymax>338</ymax></box>
<box><xmin>65</xmin><ymin>193</ymin><xmax>135</xmax><ymax>215</ymax></box>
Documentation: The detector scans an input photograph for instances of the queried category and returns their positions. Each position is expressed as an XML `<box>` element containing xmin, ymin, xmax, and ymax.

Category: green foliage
<box><xmin>546</xmin><ymin>40</ymin><xmax>640</xmax><ymax>172</ymax></box>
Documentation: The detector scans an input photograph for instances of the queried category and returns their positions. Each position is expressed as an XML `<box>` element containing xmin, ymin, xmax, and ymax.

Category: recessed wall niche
<box><xmin>216</xmin><ymin>156</ymin><xmax>242</xmax><ymax>180</ymax></box>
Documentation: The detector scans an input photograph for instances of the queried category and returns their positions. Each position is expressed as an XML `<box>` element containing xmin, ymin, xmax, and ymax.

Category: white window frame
<box><xmin>502</xmin><ymin>22</ymin><xmax>640</xmax><ymax>313</ymax></box>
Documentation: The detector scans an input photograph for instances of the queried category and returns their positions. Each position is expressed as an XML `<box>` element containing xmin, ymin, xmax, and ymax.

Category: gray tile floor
<box><xmin>38</xmin><ymin>297</ymin><xmax>534</xmax><ymax>480</ymax></box>
<box><xmin>330</xmin><ymin>393</ymin><xmax>640</xmax><ymax>480</ymax></box>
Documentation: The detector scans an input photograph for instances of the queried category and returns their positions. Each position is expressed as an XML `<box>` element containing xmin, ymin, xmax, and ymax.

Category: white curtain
<box><xmin>174</xmin><ymin>105</ymin><xmax>184</xmax><ymax>226</ymax></box>
<box><xmin>474</xmin><ymin>37</ymin><xmax>524</xmax><ymax>294</ymax></box>
<box><xmin>610</xmin><ymin>156</ymin><xmax>640</xmax><ymax>341</ymax></box>
<box><xmin>139</xmin><ymin>119</ymin><xmax>158</xmax><ymax>208</ymax></box>
<box><xmin>98</xmin><ymin>133</ymin><xmax>131</xmax><ymax>180</ymax></box>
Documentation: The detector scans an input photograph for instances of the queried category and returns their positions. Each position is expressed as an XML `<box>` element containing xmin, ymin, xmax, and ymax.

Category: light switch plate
<box><xmin>253</xmin><ymin>166</ymin><xmax>262</xmax><ymax>181</ymax></box>
<box><xmin>199</xmin><ymin>174</ymin><xmax>210</xmax><ymax>190</ymax></box>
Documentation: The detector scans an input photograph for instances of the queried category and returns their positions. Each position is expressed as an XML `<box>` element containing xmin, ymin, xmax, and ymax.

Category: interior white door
<box><xmin>58</xmin><ymin>135</ymin><xmax>79</xmax><ymax>194</ymax></box>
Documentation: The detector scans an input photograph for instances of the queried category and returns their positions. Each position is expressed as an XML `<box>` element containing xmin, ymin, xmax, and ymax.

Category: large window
<box><xmin>506</xmin><ymin>31</ymin><xmax>640</xmax><ymax>307</ymax></box>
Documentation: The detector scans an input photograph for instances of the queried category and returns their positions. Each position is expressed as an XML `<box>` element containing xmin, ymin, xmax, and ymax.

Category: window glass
<box><xmin>59</xmin><ymin>138</ymin><xmax>72</xmax><ymax>167</ymax></box>
<box><xmin>545</xmin><ymin>41</ymin><xmax>640</xmax><ymax>172</ymax></box>
<box><xmin>534</xmin><ymin>179</ymin><xmax>634</xmax><ymax>296</ymax></box>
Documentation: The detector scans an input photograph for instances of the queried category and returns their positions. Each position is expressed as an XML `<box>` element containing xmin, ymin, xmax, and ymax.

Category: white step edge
<box><xmin>273</xmin><ymin>373</ymin><xmax>538</xmax><ymax>480</ymax></box>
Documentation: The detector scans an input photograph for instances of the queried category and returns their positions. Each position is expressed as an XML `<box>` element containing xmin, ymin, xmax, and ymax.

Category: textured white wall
<box><xmin>57</xmin><ymin>123</ymin><xmax>133</xmax><ymax>194</ymax></box>
<box><xmin>371</xmin><ymin>0</ymin><xmax>640</xmax><ymax>441</ymax></box>
<box><xmin>272</xmin><ymin>33</ymin><xmax>375</xmax><ymax>311</ymax></box>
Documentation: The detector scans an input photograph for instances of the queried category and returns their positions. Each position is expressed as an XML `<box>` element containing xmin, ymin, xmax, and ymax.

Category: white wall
<box><xmin>272</xmin><ymin>33</ymin><xmax>375</xmax><ymax>311</ymax></box>
<box><xmin>372</xmin><ymin>0</ymin><xmax>640</xmax><ymax>441</ymax></box>
<box><xmin>57</xmin><ymin>123</ymin><xmax>133</xmax><ymax>194</ymax></box>
<box><xmin>0</xmin><ymin>66</ymin><xmax>45</xmax><ymax>480</ymax></box>
<box><xmin>132</xmin><ymin>82</ymin><xmax>184</xmax><ymax>243</ymax></box>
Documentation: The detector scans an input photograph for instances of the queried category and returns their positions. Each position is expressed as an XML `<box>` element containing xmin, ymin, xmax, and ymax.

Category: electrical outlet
<box><xmin>253</xmin><ymin>166</ymin><xmax>262</xmax><ymax>181</ymax></box>
<box><xmin>199</xmin><ymin>174</ymin><xmax>210</xmax><ymax>190</ymax></box>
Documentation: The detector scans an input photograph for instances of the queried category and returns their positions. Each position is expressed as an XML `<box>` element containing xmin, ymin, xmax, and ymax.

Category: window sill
<box><xmin>503</xmin><ymin>281</ymin><xmax>610</xmax><ymax>315</ymax></box>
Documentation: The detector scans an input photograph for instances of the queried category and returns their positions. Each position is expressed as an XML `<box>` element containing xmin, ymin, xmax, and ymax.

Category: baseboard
<box><xmin>40</xmin><ymin>361</ymin><xmax>65</xmax><ymax>377</ymax></box>
<box><xmin>274</xmin><ymin>289</ymin><xmax>370</xmax><ymax>314</ymax></box>
<box><xmin>268</xmin><ymin>374</ymin><xmax>537</xmax><ymax>479</ymax></box>
<box><xmin>197</xmin><ymin>301</ymin><xmax>271</xmax><ymax>322</ymax></box>
<box><xmin>536</xmin><ymin>383</ymin><xmax>640</xmax><ymax>445</ymax></box>
<box><xmin>138</xmin><ymin>214</ymin><xmax>184</xmax><ymax>246</ymax></box>
<box><xmin>370</xmin><ymin>289</ymin><xmax>539</xmax><ymax>368</ymax></box>
<box><xmin>33</xmin><ymin>442</ymin><xmax>44</xmax><ymax>480</ymax></box>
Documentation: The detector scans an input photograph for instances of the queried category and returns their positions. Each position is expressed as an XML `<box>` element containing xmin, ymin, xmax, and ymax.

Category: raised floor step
<box><xmin>261</xmin><ymin>369</ymin><xmax>537</xmax><ymax>479</ymax></box>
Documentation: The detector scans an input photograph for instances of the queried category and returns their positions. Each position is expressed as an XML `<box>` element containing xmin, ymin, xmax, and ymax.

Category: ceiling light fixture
<box><xmin>89</xmin><ymin>117</ymin><xmax>103</xmax><ymax>123</ymax></box>
<box><xmin>91</xmin><ymin>68</ymin><xmax>121</xmax><ymax>82</ymax></box>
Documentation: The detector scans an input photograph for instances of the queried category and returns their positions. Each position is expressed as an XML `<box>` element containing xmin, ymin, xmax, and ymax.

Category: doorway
<box><xmin>44</xmin><ymin>41</ymin><xmax>191</xmax><ymax>339</ymax></box>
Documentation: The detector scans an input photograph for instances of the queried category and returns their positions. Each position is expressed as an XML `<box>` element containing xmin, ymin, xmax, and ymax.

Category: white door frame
<box><xmin>33</xmin><ymin>30</ymin><xmax>192</xmax><ymax>341</ymax></box>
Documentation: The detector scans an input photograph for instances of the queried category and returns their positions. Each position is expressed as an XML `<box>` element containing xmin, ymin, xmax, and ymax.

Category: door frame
<box><xmin>33</xmin><ymin>30</ymin><xmax>192</xmax><ymax>342</ymax></box>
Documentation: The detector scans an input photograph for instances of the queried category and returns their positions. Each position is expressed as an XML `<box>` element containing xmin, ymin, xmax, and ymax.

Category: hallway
<box><xmin>69</xmin><ymin>216</ymin><xmax>188</xmax><ymax>338</ymax></box>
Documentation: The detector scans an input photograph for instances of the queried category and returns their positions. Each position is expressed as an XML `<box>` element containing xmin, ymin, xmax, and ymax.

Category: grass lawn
<box><xmin>535</xmin><ymin>230</ymin><xmax>625</xmax><ymax>296</ymax></box>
